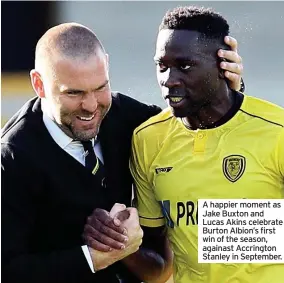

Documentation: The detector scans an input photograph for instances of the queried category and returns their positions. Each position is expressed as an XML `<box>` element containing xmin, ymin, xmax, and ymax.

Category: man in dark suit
<box><xmin>1</xmin><ymin>22</ymin><xmax>244</xmax><ymax>283</ymax></box>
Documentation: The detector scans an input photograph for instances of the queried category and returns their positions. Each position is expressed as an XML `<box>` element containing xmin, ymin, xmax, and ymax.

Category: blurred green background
<box><xmin>2</xmin><ymin>1</ymin><xmax>284</xmax><ymax>128</ymax></box>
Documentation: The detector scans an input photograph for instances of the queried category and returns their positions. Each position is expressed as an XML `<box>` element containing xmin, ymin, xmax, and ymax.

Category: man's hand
<box><xmin>82</xmin><ymin>203</ymin><xmax>143</xmax><ymax>252</ymax></box>
<box><xmin>83</xmin><ymin>204</ymin><xmax>129</xmax><ymax>252</ymax></box>
<box><xmin>218</xmin><ymin>36</ymin><xmax>243</xmax><ymax>91</ymax></box>
<box><xmin>84</xmin><ymin>204</ymin><xmax>144</xmax><ymax>271</ymax></box>
<box><xmin>116</xmin><ymin>207</ymin><xmax>143</xmax><ymax>253</ymax></box>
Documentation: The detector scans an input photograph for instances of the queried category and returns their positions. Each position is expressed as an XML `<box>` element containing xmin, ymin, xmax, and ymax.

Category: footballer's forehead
<box><xmin>155</xmin><ymin>29</ymin><xmax>217</xmax><ymax>63</ymax></box>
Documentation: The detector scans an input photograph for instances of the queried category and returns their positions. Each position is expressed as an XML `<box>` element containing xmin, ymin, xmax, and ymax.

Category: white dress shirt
<box><xmin>43</xmin><ymin>112</ymin><xmax>101</xmax><ymax>273</ymax></box>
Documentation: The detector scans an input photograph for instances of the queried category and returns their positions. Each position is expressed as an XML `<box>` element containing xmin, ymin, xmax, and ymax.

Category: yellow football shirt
<box><xmin>130</xmin><ymin>93</ymin><xmax>284</xmax><ymax>283</ymax></box>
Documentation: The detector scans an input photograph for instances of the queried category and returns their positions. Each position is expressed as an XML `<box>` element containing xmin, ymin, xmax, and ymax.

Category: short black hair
<box><xmin>159</xmin><ymin>6</ymin><xmax>230</xmax><ymax>40</ymax></box>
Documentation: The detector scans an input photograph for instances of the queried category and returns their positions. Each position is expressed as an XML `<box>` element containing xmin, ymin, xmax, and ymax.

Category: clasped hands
<box><xmin>82</xmin><ymin>203</ymin><xmax>143</xmax><ymax>271</ymax></box>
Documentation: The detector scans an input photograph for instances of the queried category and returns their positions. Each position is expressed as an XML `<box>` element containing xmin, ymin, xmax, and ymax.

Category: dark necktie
<box><xmin>81</xmin><ymin>140</ymin><xmax>105</xmax><ymax>183</ymax></box>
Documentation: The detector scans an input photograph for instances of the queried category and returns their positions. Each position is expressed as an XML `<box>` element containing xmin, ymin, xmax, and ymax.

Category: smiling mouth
<box><xmin>77</xmin><ymin>115</ymin><xmax>95</xmax><ymax>121</ymax></box>
<box><xmin>167</xmin><ymin>96</ymin><xmax>186</xmax><ymax>104</ymax></box>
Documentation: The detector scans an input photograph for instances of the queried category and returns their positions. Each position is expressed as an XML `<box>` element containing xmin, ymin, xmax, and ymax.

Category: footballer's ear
<box><xmin>30</xmin><ymin>69</ymin><xmax>45</xmax><ymax>98</ymax></box>
<box><xmin>218</xmin><ymin>57</ymin><xmax>226</xmax><ymax>79</ymax></box>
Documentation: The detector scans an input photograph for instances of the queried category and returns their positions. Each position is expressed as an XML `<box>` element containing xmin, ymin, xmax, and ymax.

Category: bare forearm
<box><xmin>122</xmin><ymin>248</ymin><xmax>173</xmax><ymax>283</ymax></box>
<box><xmin>88</xmin><ymin>247</ymin><xmax>124</xmax><ymax>271</ymax></box>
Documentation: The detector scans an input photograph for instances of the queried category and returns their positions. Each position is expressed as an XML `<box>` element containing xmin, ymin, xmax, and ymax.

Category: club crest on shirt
<box><xmin>223</xmin><ymin>155</ymin><xmax>246</xmax><ymax>182</ymax></box>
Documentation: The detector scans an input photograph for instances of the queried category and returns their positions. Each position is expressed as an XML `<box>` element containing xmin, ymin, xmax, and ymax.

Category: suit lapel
<box><xmin>99</xmin><ymin>97</ymin><xmax>124</xmax><ymax>208</ymax></box>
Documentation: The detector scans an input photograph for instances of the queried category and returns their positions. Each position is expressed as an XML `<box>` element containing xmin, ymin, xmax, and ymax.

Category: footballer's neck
<box><xmin>183</xmin><ymin>89</ymin><xmax>236</xmax><ymax>130</ymax></box>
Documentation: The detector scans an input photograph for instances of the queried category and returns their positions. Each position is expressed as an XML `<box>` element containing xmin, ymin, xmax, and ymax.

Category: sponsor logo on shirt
<box><xmin>155</xmin><ymin>167</ymin><xmax>173</xmax><ymax>174</ymax></box>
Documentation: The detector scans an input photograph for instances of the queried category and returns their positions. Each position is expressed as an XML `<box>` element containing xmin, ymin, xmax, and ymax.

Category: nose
<box><xmin>81</xmin><ymin>92</ymin><xmax>98</xmax><ymax>112</ymax></box>
<box><xmin>162</xmin><ymin>68</ymin><xmax>182</xmax><ymax>89</ymax></box>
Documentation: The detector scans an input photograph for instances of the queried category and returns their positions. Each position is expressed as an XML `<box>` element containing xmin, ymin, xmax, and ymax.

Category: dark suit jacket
<box><xmin>1</xmin><ymin>92</ymin><xmax>161</xmax><ymax>283</ymax></box>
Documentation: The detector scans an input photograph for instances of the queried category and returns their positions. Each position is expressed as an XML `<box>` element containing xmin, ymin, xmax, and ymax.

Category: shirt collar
<box><xmin>43</xmin><ymin>112</ymin><xmax>73</xmax><ymax>149</ymax></box>
<box><xmin>42</xmin><ymin>102</ymin><xmax>97</xmax><ymax>148</ymax></box>
<box><xmin>42</xmin><ymin>113</ymin><xmax>97</xmax><ymax>150</ymax></box>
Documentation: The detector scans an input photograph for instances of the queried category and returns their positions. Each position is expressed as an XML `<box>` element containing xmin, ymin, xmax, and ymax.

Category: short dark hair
<box><xmin>35</xmin><ymin>23</ymin><xmax>105</xmax><ymax>70</ymax></box>
<box><xmin>54</xmin><ymin>24</ymin><xmax>105</xmax><ymax>59</ymax></box>
<box><xmin>159</xmin><ymin>6</ymin><xmax>230</xmax><ymax>40</ymax></box>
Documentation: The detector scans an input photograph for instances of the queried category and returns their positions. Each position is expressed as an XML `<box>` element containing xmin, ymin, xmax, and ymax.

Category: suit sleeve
<box><xmin>1</xmin><ymin>144</ymin><xmax>105</xmax><ymax>283</ymax></box>
<box><xmin>118</xmin><ymin>92</ymin><xmax>162</xmax><ymax>129</ymax></box>
<box><xmin>129</xmin><ymin>133</ymin><xmax>165</xmax><ymax>228</ymax></box>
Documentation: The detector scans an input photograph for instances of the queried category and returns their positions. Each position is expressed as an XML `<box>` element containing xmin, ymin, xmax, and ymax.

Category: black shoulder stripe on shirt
<box><xmin>135</xmin><ymin>116</ymin><xmax>173</xmax><ymax>135</ymax></box>
<box><xmin>240</xmin><ymin>109</ymin><xmax>283</xmax><ymax>127</ymax></box>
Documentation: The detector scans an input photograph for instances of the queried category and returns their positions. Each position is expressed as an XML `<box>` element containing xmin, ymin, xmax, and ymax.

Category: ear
<box><xmin>217</xmin><ymin>57</ymin><xmax>226</xmax><ymax>79</ymax></box>
<box><xmin>30</xmin><ymin>69</ymin><xmax>45</xmax><ymax>98</ymax></box>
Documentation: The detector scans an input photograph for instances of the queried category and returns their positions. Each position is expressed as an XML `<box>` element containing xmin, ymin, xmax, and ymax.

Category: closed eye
<box><xmin>65</xmin><ymin>90</ymin><xmax>84</xmax><ymax>96</ymax></box>
<box><xmin>95</xmin><ymin>80</ymin><xmax>109</xmax><ymax>92</ymax></box>
<box><xmin>96</xmin><ymin>84</ymin><xmax>108</xmax><ymax>92</ymax></box>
